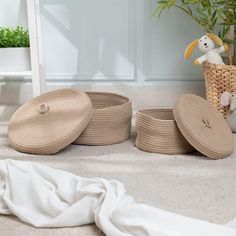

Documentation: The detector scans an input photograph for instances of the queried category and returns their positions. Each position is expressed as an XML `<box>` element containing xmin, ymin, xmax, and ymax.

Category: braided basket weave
<box><xmin>204</xmin><ymin>62</ymin><xmax>236</xmax><ymax>118</ymax></box>
<box><xmin>135</xmin><ymin>109</ymin><xmax>194</xmax><ymax>154</ymax></box>
<box><xmin>74</xmin><ymin>92</ymin><xmax>132</xmax><ymax>145</ymax></box>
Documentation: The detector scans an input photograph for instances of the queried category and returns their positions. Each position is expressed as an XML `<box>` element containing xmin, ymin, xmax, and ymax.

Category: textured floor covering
<box><xmin>0</xmin><ymin>105</ymin><xmax>236</xmax><ymax>236</ymax></box>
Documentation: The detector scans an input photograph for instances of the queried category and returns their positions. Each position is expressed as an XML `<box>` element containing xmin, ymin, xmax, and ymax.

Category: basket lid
<box><xmin>173</xmin><ymin>94</ymin><xmax>234</xmax><ymax>159</ymax></box>
<box><xmin>8</xmin><ymin>89</ymin><xmax>93</xmax><ymax>155</ymax></box>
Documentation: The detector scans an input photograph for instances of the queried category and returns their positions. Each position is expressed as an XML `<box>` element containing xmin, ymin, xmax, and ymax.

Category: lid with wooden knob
<box><xmin>173</xmin><ymin>94</ymin><xmax>234</xmax><ymax>159</ymax></box>
<box><xmin>8</xmin><ymin>88</ymin><xmax>93</xmax><ymax>155</ymax></box>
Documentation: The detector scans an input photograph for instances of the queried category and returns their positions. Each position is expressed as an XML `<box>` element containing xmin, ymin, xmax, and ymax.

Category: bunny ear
<box><xmin>184</xmin><ymin>40</ymin><xmax>199</xmax><ymax>59</ymax></box>
<box><xmin>220</xmin><ymin>91</ymin><xmax>231</xmax><ymax>107</ymax></box>
<box><xmin>207</xmin><ymin>33</ymin><xmax>223</xmax><ymax>46</ymax></box>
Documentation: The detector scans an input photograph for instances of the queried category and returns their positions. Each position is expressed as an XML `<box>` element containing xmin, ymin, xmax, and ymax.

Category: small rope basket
<box><xmin>135</xmin><ymin>109</ymin><xmax>194</xmax><ymax>154</ymax></box>
<box><xmin>204</xmin><ymin>62</ymin><xmax>236</xmax><ymax>118</ymax></box>
<box><xmin>74</xmin><ymin>92</ymin><xmax>132</xmax><ymax>145</ymax></box>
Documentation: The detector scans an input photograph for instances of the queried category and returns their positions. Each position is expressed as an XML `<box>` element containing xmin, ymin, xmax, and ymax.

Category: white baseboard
<box><xmin>0</xmin><ymin>80</ymin><xmax>205</xmax><ymax>110</ymax></box>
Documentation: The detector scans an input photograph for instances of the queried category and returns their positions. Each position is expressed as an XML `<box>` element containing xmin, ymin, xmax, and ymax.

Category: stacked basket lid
<box><xmin>8</xmin><ymin>89</ymin><xmax>132</xmax><ymax>155</ymax></box>
<box><xmin>135</xmin><ymin>94</ymin><xmax>234</xmax><ymax>159</ymax></box>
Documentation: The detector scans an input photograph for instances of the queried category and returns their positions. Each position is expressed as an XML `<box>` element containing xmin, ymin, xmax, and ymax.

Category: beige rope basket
<box><xmin>74</xmin><ymin>92</ymin><xmax>132</xmax><ymax>145</ymax></box>
<box><xmin>204</xmin><ymin>62</ymin><xmax>236</xmax><ymax>118</ymax></box>
<box><xmin>135</xmin><ymin>109</ymin><xmax>194</xmax><ymax>154</ymax></box>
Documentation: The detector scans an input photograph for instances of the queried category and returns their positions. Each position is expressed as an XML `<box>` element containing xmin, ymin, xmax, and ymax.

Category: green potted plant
<box><xmin>0</xmin><ymin>26</ymin><xmax>30</xmax><ymax>72</ymax></box>
<box><xmin>152</xmin><ymin>0</ymin><xmax>236</xmax><ymax>117</ymax></box>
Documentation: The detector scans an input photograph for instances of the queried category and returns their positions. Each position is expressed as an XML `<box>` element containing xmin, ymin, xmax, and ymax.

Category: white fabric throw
<box><xmin>0</xmin><ymin>159</ymin><xmax>236</xmax><ymax>236</ymax></box>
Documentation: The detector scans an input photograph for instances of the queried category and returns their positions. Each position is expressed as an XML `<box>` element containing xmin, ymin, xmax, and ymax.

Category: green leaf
<box><xmin>0</xmin><ymin>26</ymin><xmax>30</xmax><ymax>48</ymax></box>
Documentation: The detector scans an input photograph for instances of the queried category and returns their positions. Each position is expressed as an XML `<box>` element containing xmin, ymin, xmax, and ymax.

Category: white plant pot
<box><xmin>0</xmin><ymin>47</ymin><xmax>31</xmax><ymax>72</ymax></box>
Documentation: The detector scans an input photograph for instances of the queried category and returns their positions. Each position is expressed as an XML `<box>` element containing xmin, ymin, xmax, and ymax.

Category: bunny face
<box><xmin>198</xmin><ymin>35</ymin><xmax>215</xmax><ymax>53</ymax></box>
<box><xmin>184</xmin><ymin>33</ymin><xmax>223</xmax><ymax>61</ymax></box>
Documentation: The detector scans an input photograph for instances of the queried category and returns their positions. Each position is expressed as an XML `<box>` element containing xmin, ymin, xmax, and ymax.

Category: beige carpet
<box><xmin>0</xmin><ymin>105</ymin><xmax>236</xmax><ymax>236</ymax></box>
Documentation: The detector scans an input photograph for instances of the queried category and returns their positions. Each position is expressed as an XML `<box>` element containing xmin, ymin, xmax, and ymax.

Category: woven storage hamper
<box><xmin>204</xmin><ymin>62</ymin><xmax>236</xmax><ymax>118</ymax></box>
<box><xmin>74</xmin><ymin>92</ymin><xmax>132</xmax><ymax>145</ymax></box>
<box><xmin>135</xmin><ymin>109</ymin><xmax>194</xmax><ymax>154</ymax></box>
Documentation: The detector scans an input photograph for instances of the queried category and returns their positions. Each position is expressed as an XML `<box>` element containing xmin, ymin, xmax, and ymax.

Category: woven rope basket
<box><xmin>135</xmin><ymin>109</ymin><xmax>194</xmax><ymax>154</ymax></box>
<box><xmin>204</xmin><ymin>62</ymin><xmax>236</xmax><ymax>118</ymax></box>
<box><xmin>75</xmin><ymin>92</ymin><xmax>132</xmax><ymax>145</ymax></box>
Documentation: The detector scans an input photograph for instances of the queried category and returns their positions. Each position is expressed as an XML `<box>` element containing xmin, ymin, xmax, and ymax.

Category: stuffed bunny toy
<box><xmin>184</xmin><ymin>33</ymin><xmax>228</xmax><ymax>65</ymax></box>
<box><xmin>220</xmin><ymin>91</ymin><xmax>236</xmax><ymax>132</ymax></box>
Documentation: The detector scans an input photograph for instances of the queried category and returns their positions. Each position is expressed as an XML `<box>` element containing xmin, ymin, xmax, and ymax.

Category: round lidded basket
<box><xmin>135</xmin><ymin>109</ymin><xmax>194</xmax><ymax>154</ymax></box>
<box><xmin>74</xmin><ymin>92</ymin><xmax>132</xmax><ymax>145</ymax></box>
<box><xmin>203</xmin><ymin>62</ymin><xmax>236</xmax><ymax>118</ymax></box>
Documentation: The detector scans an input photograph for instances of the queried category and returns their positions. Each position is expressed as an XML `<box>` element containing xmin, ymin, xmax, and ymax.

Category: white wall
<box><xmin>0</xmin><ymin>0</ymin><xmax>205</xmax><ymax>107</ymax></box>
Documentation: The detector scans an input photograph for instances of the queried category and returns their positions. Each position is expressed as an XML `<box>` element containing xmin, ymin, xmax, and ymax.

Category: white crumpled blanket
<box><xmin>0</xmin><ymin>159</ymin><xmax>236</xmax><ymax>236</ymax></box>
